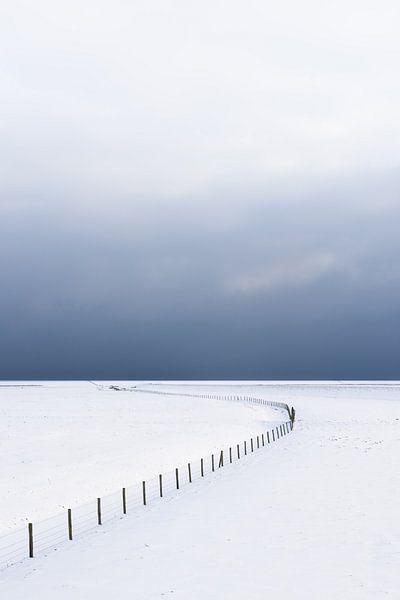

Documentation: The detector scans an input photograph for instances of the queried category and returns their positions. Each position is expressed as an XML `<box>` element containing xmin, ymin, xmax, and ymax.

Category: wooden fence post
<box><xmin>272</xmin><ymin>429</ymin><xmax>275</xmax><ymax>442</ymax></box>
<box><xmin>188</xmin><ymin>462</ymin><xmax>192</xmax><ymax>483</ymax></box>
<box><xmin>201</xmin><ymin>458</ymin><xmax>204</xmax><ymax>477</ymax></box>
<box><xmin>159</xmin><ymin>474</ymin><xmax>163</xmax><ymax>497</ymax></box>
<box><xmin>97</xmin><ymin>498</ymin><xmax>102</xmax><ymax>525</ymax></box>
<box><xmin>229</xmin><ymin>447</ymin><xmax>232</xmax><ymax>463</ymax></box>
<box><xmin>262</xmin><ymin>433</ymin><xmax>265</xmax><ymax>447</ymax></box>
<box><xmin>142</xmin><ymin>481</ymin><xmax>147</xmax><ymax>505</ymax></box>
<box><xmin>122</xmin><ymin>488</ymin><xmax>127</xmax><ymax>514</ymax></box>
<box><xmin>28</xmin><ymin>522</ymin><xmax>33</xmax><ymax>558</ymax></box>
<box><xmin>244</xmin><ymin>440</ymin><xmax>247</xmax><ymax>455</ymax></box>
<box><xmin>175</xmin><ymin>468</ymin><xmax>180</xmax><ymax>489</ymax></box>
<box><xmin>257</xmin><ymin>435</ymin><xmax>260</xmax><ymax>449</ymax></box>
<box><xmin>218</xmin><ymin>450</ymin><xmax>224</xmax><ymax>468</ymax></box>
<box><xmin>237</xmin><ymin>443</ymin><xmax>240</xmax><ymax>459</ymax></box>
<box><xmin>267</xmin><ymin>431</ymin><xmax>270</xmax><ymax>444</ymax></box>
<box><xmin>211</xmin><ymin>454</ymin><xmax>215</xmax><ymax>472</ymax></box>
<box><xmin>251</xmin><ymin>438</ymin><xmax>254</xmax><ymax>452</ymax></box>
<box><xmin>68</xmin><ymin>508</ymin><xmax>73</xmax><ymax>540</ymax></box>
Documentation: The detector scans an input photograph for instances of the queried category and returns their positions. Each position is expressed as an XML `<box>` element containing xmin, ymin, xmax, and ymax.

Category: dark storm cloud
<box><xmin>1</xmin><ymin>170</ymin><xmax>400</xmax><ymax>379</ymax></box>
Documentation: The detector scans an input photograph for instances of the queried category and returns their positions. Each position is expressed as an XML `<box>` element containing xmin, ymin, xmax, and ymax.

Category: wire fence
<box><xmin>0</xmin><ymin>392</ymin><xmax>295</xmax><ymax>571</ymax></box>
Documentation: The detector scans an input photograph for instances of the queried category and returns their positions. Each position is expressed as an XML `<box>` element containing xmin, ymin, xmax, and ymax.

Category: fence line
<box><xmin>0</xmin><ymin>391</ymin><xmax>295</xmax><ymax>571</ymax></box>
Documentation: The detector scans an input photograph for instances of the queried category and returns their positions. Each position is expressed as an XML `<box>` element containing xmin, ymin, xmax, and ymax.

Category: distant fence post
<box><xmin>159</xmin><ymin>474</ymin><xmax>163</xmax><ymax>497</ymax></box>
<box><xmin>251</xmin><ymin>438</ymin><xmax>254</xmax><ymax>452</ymax></box>
<box><xmin>218</xmin><ymin>450</ymin><xmax>224</xmax><ymax>467</ymax></box>
<box><xmin>201</xmin><ymin>458</ymin><xmax>204</xmax><ymax>477</ymax></box>
<box><xmin>262</xmin><ymin>433</ymin><xmax>265</xmax><ymax>446</ymax></box>
<box><xmin>122</xmin><ymin>488</ymin><xmax>127</xmax><ymax>514</ymax></box>
<box><xmin>212</xmin><ymin>454</ymin><xmax>215</xmax><ymax>472</ymax></box>
<box><xmin>188</xmin><ymin>462</ymin><xmax>192</xmax><ymax>483</ymax></box>
<box><xmin>142</xmin><ymin>481</ymin><xmax>147</xmax><ymax>505</ymax></box>
<box><xmin>97</xmin><ymin>498</ymin><xmax>102</xmax><ymax>525</ymax></box>
<box><xmin>229</xmin><ymin>447</ymin><xmax>232</xmax><ymax>463</ymax></box>
<box><xmin>175</xmin><ymin>468</ymin><xmax>180</xmax><ymax>489</ymax></box>
<box><xmin>28</xmin><ymin>522</ymin><xmax>33</xmax><ymax>558</ymax></box>
<box><xmin>244</xmin><ymin>441</ymin><xmax>247</xmax><ymax>455</ymax></box>
<box><xmin>237</xmin><ymin>444</ymin><xmax>240</xmax><ymax>459</ymax></box>
<box><xmin>68</xmin><ymin>508</ymin><xmax>73</xmax><ymax>540</ymax></box>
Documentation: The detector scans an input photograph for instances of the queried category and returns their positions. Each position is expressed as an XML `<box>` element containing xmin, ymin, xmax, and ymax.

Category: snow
<box><xmin>1</xmin><ymin>381</ymin><xmax>400</xmax><ymax>598</ymax></box>
<box><xmin>0</xmin><ymin>381</ymin><xmax>285</xmax><ymax>534</ymax></box>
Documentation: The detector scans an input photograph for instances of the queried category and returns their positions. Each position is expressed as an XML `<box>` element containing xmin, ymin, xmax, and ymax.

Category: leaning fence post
<box><xmin>28</xmin><ymin>522</ymin><xmax>33</xmax><ymax>558</ymax></box>
<box><xmin>122</xmin><ymin>488</ymin><xmax>127</xmax><ymax>514</ymax></box>
<box><xmin>97</xmin><ymin>498</ymin><xmax>102</xmax><ymax>525</ymax></box>
<box><xmin>272</xmin><ymin>429</ymin><xmax>275</xmax><ymax>442</ymax></box>
<box><xmin>142</xmin><ymin>481</ymin><xmax>147</xmax><ymax>505</ymax></box>
<box><xmin>276</xmin><ymin>427</ymin><xmax>280</xmax><ymax>439</ymax></box>
<box><xmin>188</xmin><ymin>462</ymin><xmax>192</xmax><ymax>483</ymax></box>
<box><xmin>267</xmin><ymin>431</ymin><xmax>270</xmax><ymax>444</ymax></box>
<box><xmin>175</xmin><ymin>468</ymin><xmax>180</xmax><ymax>489</ymax></box>
<box><xmin>218</xmin><ymin>450</ymin><xmax>224</xmax><ymax>467</ymax></box>
<box><xmin>68</xmin><ymin>508</ymin><xmax>73</xmax><ymax>540</ymax></box>
<box><xmin>262</xmin><ymin>433</ymin><xmax>265</xmax><ymax>447</ymax></box>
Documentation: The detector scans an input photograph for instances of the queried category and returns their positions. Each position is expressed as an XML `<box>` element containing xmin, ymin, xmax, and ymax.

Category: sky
<box><xmin>1</xmin><ymin>0</ymin><xmax>400</xmax><ymax>379</ymax></box>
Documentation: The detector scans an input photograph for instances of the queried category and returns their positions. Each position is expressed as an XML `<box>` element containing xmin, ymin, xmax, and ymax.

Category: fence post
<box><xmin>262</xmin><ymin>433</ymin><xmax>265</xmax><ymax>446</ymax></box>
<box><xmin>159</xmin><ymin>474</ymin><xmax>163</xmax><ymax>497</ymax></box>
<box><xmin>142</xmin><ymin>481</ymin><xmax>147</xmax><ymax>505</ymax></box>
<box><xmin>97</xmin><ymin>498</ymin><xmax>102</xmax><ymax>525</ymax></box>
<box><xmin>122</xmin><ymin>488</ymin><xmax>127</xmax><ymax>514</ymax></box>
<box><xmin>201</xmin><ymin>458</ymin><xmax>204</xmax><ymax>477</ymax></box>
<box><xmin>257</xmin><ymin>435</ymin><xmax>260</xmax><ymax>449</ymax></box>
<box><xmin>28</xmin><ymin>522</ymin><xmax>33</xmax><ymax>558</ymax></box>
<box><xmin>272</xmin><ymin>429</ymin><xmax>275</xmax><ymax>442</ymax></box>
<box><xmin>276</xmin><ymin>427</ymin><xmax>280</xmax><ymax>439</ymax></box>
<box><xmin>229</xmin><ymin>447</ymin><xmax>232</xmax><ymax>463</ymax></box>
<box><xmin>267</xmin><ymin>431</ymin><xmax>270</xmax><ymax>444</ymax></box>
<box><xmin>68</xmin><ymin>508</ymin><xmax>73</xmax><ymax>540</ymax></box>
<box><xmin>251</xmin><ymin>438</ymin><xmax>254</xmax><ymax>452</ymax></box>
<box><xmin>237</xmin><ymin>443</ymin><xmax>240</xmax><ymax>459</ymax></box>
<box><xmin>219</xmin><ymin>450</ymin><xmax>224</xmax><ymax>468</ymax></box>
<box><xmin>188</xmin><ymin>462</ymin><xmax>192</xmax><ymax>483</ymax></box>
<box><xmin>211</xmin><ymin>454</ymin><xmax>215</xmax><ymax>472</ymax></box>
<box><xmin>175</xmin><ymin>468</ymin><xmax>180</xmax><ymax>489</ymax></box>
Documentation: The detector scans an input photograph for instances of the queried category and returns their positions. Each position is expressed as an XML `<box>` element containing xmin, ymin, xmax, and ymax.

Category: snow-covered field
<box><xmin>1</xmin><ymin>381</ymin><xmax>400</xmax><ymax>599</ymax></box>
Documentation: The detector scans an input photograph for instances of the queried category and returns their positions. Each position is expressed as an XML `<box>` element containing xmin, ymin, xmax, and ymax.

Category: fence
<box><xmin>0</xmin><ymin>391</ymin><xmax>295</xmax><ymax>571</ymax></box>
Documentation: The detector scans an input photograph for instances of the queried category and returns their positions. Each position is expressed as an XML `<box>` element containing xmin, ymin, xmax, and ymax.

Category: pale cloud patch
<box><xmin>227</xmin><ymin>253</ymin><xmax>339</xmax><ymax>294</ymax></box>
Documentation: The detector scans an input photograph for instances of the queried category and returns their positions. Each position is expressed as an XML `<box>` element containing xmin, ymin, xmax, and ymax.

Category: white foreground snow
<box><xmin>1</xmin><ymin>381</ymin><xmax>400</xmax><ymax>599</ymax></box>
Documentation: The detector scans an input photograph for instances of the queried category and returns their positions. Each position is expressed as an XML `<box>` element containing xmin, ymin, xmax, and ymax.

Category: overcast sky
<box><xmin>1</xmin><ymin>0</ymin><xmax>399</xmax><ymax>379</ymax></box>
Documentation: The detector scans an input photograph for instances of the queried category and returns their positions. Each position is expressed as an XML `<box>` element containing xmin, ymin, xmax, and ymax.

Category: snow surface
<box><xmin>1</xmin><ymin>381</ymin><xmax>400</xmax><ymax>599</ymax></box>
<box><xmin>0</xmin><ymin>381</ymin><xmax>283</xmax><ymax>534</ymax></box>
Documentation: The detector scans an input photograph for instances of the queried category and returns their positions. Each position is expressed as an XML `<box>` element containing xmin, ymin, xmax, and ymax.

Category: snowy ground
<box><xmin>1</xmin><ymin>381</ymin><xmax>400</xmax><ymax>598</ymax></box>
<box><xmin>0</xmin><ymin>381</ymin><xmax>283</xmax><ymax>534</ymax></box>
